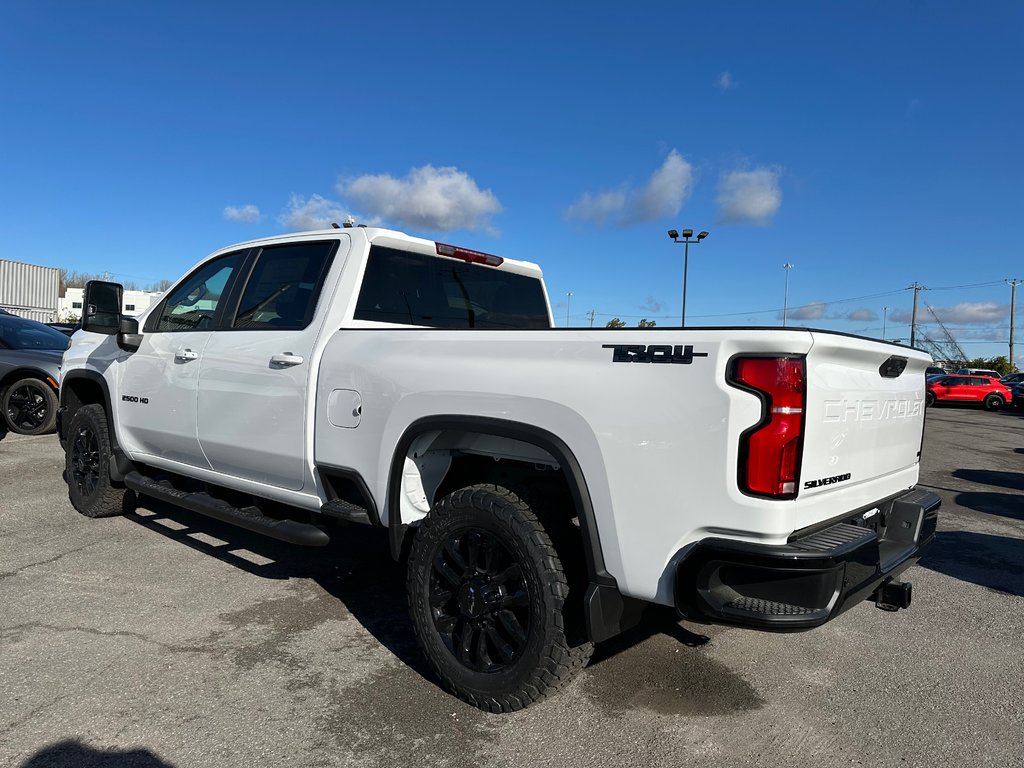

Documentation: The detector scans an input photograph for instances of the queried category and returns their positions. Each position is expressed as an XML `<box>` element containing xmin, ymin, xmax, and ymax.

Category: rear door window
<box><xmin>354</xmin><ymin>246</ymin><xmax>549</xmax><ymax>329</ymax></box>
<box><xmin>232</xmin><ymin>241</ymin><xmax>337</xmax><ymax>330</ymax></box>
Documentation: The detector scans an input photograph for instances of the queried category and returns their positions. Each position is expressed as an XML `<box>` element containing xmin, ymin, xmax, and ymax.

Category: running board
<box><xmin>123</xmin><ymin>471</ymin><xmax>330</xmax><ymax>547</ymax></box>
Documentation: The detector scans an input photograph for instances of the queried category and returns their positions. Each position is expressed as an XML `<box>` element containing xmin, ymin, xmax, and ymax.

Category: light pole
<box><xmin>565</xmin><ymin>291</ymin><xmax>573</xmax><ymax>327</ymax></box>
<box><xmin>782</xmin><ymin>263</ymin><xmax>794</xmax><ymax>327</ymax></box>
<box><xmin>882</xmin><ymin>306</ymin><xmax>888</xmax><ymax>340</ymax></box>
<box><xmin>667</xmin><ymin>229</ymin><xmax>709</xmax><ymax>326</ymax></box>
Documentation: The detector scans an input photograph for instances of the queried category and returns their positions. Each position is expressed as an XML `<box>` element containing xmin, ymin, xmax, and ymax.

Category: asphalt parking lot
<box><xmin>1</xmin><ymin>407</ymin><xmax>1022</xmax><ymax>768</ymax></box>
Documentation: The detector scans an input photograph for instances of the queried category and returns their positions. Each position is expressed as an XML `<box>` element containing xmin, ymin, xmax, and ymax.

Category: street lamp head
<box><xmin>697</xmin><ymin>231</ymin><xmax>709</xmax><ymax>240</ymax></box>
<box><xmin>783</xmin><ymin>262</ymin><xmax>794</xmax><ymax>269</ymax></box>
<box><xmin>681</xmin><ymin>229</ymin><xmax>694</xmax><ymax>239</ymax></box>
<box><xmin>667</xmin><ymin>229</ymin><xmax>679</xmax><ymax>240</ymax></box>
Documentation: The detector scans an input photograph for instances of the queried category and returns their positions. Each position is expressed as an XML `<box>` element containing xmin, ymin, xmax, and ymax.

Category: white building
<box><xmin>59</xmin><ymin>287</ymin><xmax>164</xmax><ymax>322</ymax></box>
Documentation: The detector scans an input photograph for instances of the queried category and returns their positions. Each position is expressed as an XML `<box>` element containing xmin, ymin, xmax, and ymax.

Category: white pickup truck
<box><xmin>59</xmin><ymin>226</ymin><xmax>939</xmax><ymax>712</ymax></box>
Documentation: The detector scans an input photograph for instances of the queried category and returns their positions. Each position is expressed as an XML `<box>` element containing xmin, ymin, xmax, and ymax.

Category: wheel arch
<box><xmin>59</xmin><ymin>370</ymin><xmax>117</xmax><ymax>448</ymax></box>
<box><xmin>1</xmin><ymin>367</ymin><xmax>59</xmax><ymax>392</ymax></box>
<box><xmin>386</xmin><ymin>415</ymin><xmax>640</xmax><ymax>642</ymax></box>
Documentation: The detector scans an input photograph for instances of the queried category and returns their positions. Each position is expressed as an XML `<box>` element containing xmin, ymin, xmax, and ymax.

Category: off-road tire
<box><xmin>984</xmin><ymin>393</ymin><xmax>1004</xmax><ymax>411</ymax></box>
<box><xmin>406</xmin><ymin>484</ymin><xmax>594</xmax><ymax>712</ymax></box>
<box><xmin>66</xmin><ymin>404</ymin><xmax>131</xmax><ymax>518</ymax></box>
<box><xmin>925</xmin><ymin>391</ymin><xmax>936</xmax><ymax>407</ymax></box>
<box><xmin>2</xmin><ymin>377</ymin><xmax>58</xmax><ymax>435</ymax></box>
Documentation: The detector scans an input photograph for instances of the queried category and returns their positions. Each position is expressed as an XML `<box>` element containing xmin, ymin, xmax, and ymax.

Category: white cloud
<box><xmin>716</xmin><ymin>168</ymin><xmax>782</xmax><ymax>225</ymax></box>
<box><xmin>716</xmin><ymin>71</ymin><xmax>736</xmax><ymax>91</ymax></box>
<box><xmin>787</xmin><ymin>302</ymin><xmax>827</xmax><ymax>321</ymax></box>
<box><xmin>338</xmin><ymin>165</ymin><xmax>501</xmax><ymax>233</ymax></box>
<box><xmin>564</xmin><ymin>190</ymin><xmax>627</xmax><ymax>226</ymax></box>
<box><xmin>565</xmin><ymin>150</ymin><xmax>693</xmax><ymax>226</ymax></box>
<box><xmin>223</xmin><ymin>204</ymin><xmax>260</xmax><ymax>223</ymax></box>
<box><xmin>890</xmin><ymin>302</ymin><xmax>1008</xmax><ymax>325</ymax></box>
<box><xmin>280</xmin><ymin>194</ymin><xmax>356</xmax><ymax>231</ymax></box>
<box><xmin>847</xmin><ymin>308</ymin><xmax>878</xmax><ymax>322</ymax></box>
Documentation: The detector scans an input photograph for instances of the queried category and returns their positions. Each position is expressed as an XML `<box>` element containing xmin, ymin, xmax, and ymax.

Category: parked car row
<box><xmin>0</xmin><ymin>313</ymin><xmax>68</xmax><ymax>434</ymax></box>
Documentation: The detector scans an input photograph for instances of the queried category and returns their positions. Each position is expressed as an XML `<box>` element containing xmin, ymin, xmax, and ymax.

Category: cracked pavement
<box><xmin>1</xmin><ymin>408</ymin><xmax>1022</xmax><ymax>767</ymax></box>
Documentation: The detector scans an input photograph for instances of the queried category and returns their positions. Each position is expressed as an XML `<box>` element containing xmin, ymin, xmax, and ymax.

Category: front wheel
<box><xmin>2</xmin><ymin>377</ymin><xmax>58</xmax><ymax>435</ymax></box>
<box><xmin>66</xmin><ymin>404</ymin><xmax>131</xmax><ymax>518</ymax></box>
<box><xmin>925</xmin><ymin>391</ymin><xmax>936</xmax><ymax>407</ymax></box>
<box><xmin>406</xmin><ymin>484</ymin><xmax>593</xmax><ymax>712</ymax></box>
<box><xmin>984</xmin><ymin>394</ymin><xmax>1004</xmax><ymax>411</ymax></box>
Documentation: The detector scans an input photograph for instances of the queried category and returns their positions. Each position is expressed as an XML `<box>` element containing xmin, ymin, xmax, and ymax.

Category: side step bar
<box><xmin>320</xmin><ymin>498</ymin><xmax>372</xmax><ymax>525</ymax></box>
<box><xmin>124</xmin><ymin>471</ymin><xmax>330</xmax><ymax>547</ymax></box>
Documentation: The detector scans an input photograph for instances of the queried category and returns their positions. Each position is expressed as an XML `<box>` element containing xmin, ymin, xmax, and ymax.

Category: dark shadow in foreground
<box><xmin>919</xmin><ymin>530</ymin><xmax>1024</xmax><ymax>597</ymax></box>
<box><xmin>19</xmin><ymin>740</ymin><xmax>176</xmax><ymax>768</ymax></box>
<box><xmin>955</xmin><ymin>491</ymin><xmax>1024</xmax><ymax>522</ymax></box>
<box><xmin>951</xmin><ymin>468</ymin><xmax>1024</xmax><ymax>492</ymax></box>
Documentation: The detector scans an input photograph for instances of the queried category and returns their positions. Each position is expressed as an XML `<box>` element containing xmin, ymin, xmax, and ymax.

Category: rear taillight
<box><xmin>729</xmin><ymin>356</ymin><xmax>806</xmax><ymax>499</ymax></box>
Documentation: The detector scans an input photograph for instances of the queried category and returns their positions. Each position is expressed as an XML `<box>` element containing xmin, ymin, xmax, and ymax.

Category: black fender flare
<box><xmin>386</xmin><ymin>415</ymin><xmax>640</xmax><ymax>642</ymax></box>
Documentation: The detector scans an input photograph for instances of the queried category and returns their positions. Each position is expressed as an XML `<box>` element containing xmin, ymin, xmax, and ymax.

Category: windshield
<box><xmin>0</xmin><ymin>315</ymin><xmax>71</xmax><ymax>351</ymax></box>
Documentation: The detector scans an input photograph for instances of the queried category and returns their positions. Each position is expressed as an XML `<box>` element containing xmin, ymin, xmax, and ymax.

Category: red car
<box><xmin>926</xmin><ymin>375</ymin><xmax>1012</xmax><ymax>410</ymax></box>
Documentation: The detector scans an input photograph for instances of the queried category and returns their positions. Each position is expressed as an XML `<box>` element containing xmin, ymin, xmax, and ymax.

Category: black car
<box><xmin>0</xmin><ymin>314</ymin><xmax>69</xmax><ymax>434</ymax></box>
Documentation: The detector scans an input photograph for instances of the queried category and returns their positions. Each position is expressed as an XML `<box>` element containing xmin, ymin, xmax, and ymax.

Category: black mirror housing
<box><xmin>82</xmin><ymin>280</ymin><xmax>123</xmax><ymax>335</ymax></box>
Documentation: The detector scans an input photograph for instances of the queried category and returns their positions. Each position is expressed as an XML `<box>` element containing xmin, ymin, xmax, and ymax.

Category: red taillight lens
<box><xmin>435</xmin><ymin>242</ymin><xmax>504</xmax><ymax>266</ymax></box>
<box><xmin>730</xmin><ymin>356</ymin><xmax>806</xmax><ymax>498</ymax></box>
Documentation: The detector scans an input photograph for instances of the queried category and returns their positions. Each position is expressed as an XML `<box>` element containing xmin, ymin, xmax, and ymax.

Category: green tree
<box><xmin>637</xmin><ymin>318</ymin><xmax>657</xmax><ymax>328</ymax></box>
<box><xmin>963</xmin><ymin>356</ymin><xmax>1015</xmax><ymax>375</ymax></box>
<box><xmin>605</xmin><ymin>318</ymin><xmax>626</xmax><ymax>328</ymax></box>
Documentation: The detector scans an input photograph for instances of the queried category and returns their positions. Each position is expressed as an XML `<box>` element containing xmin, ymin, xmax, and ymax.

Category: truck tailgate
<box><xmin>799</xmin><ymin>333</ymin><xmax>929</xmax><ymax>503</ymax></box>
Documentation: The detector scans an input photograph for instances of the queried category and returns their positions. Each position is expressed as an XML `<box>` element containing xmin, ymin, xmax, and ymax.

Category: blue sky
<box><xmin>2</xmin><ymin>2</ymin><xmax>1022</xmax><ymax>359</ymax></box>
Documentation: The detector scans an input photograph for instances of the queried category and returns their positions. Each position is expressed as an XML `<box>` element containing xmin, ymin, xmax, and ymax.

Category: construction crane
<box><xmin>915</xmin><ymin>303</ymin><xmax>967</xmax><ymax>365</ymax></box>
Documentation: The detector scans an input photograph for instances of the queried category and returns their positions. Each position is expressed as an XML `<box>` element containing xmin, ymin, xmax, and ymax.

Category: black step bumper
<box><xmin>674</xmin><ymin>488</ymin><xmax>940</xmax><ymax>630</ymax></box>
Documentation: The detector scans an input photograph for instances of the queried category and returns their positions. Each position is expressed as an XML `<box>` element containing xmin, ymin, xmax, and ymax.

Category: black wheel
<box><xmin>925</xmin><ymin>391</ymin><xmax>936</xmax><ymax>407</ymax></box>
<box><xmin>2</xmin><ymin>377</ymin><xmax>58</xmax><ymax>435</ymax></box>
<box><xmin>406</xmin><ymin>484</ymin><xmax>593</xmax><ymax>712</ymax></box>
<box><xmin>66</xmin><ymin>404</ymin><xmax>131</xmax><ymax>518</ymax></box>
<box><xmin>984</xmin><ymin>394</ymin><xmax>1004</xmax><ymax>411</ymax></box>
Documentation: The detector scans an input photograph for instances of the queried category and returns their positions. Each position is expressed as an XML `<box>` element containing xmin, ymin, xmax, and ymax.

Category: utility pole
<box><xmin>588</xmin><ymin>309</ymin><xmax>595</xmax><ymax>328</ymax></box>
<box><xmin>565</xmin><ymin>292</ymin><xmax>573</xmax><ymax>327</ymax></box>
<box><xmin>909</xmin><ymin>283</ymin><xmax>926</xmax><ymax>348</ymax></box>
<box><xmin>782</xmin><ymin>264</ymin><xmax>794</xmax><ymax>327</ymax></box>
<box><xmin>882</xmin><ymin>306</ymin><xmax>888</xmax><ymax>340</ymax></box>
<box><xmin>1009</xmin><ymin>279</ymin><xmax>1022</xmax><ymax>371</ymax></box>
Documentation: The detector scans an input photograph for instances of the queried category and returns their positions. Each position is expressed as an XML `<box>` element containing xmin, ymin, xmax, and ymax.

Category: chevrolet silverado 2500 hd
<box><xmin>59</xmin><ymin>227</ymin><xmax>939</xmax><ymax>712</ymax></box>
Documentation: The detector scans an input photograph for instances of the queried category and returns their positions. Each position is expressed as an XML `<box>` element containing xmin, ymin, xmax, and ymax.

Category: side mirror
<box><xmin>82</xmin><ymin>280</ymin><xmax>122</xmax><ymax>335</ymax></box>
<box><xmin>118</xmin><ymin>316</ymin><xmax>142</xmax><ymax>352</ymax></box>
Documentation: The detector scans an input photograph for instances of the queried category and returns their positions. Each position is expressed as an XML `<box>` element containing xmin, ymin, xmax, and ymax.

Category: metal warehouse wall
<box><xmin>0</xmin><ymin>259</ymin><xmax>60</xmax><ymax>322</ymax></box>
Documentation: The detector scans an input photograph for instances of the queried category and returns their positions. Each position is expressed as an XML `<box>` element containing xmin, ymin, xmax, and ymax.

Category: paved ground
<box><xmin>1</xmin><ymin>407</ymin><xmax>1022</xmax><ymax>768</ymax></box>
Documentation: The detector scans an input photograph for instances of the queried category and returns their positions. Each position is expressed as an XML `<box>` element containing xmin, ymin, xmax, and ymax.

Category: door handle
<box><xmin>270</xmin><ymin>353</ymin><xmax>304</xmax><ymax>367</ymax></box>
<box><xmin>175</xmin><ymin>348</ymin><xmax>199</xmax><ymax>361</ymax></box>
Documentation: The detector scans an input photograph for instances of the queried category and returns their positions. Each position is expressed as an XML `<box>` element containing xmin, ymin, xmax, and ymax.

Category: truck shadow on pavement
<box><xmin>952</xmin><ymin>468</ymin><xmax>1024</xmax><ymax>491</ymax></box>
<box><xmin>919</xmin><ymin>530</ymin><xmax>1024</xmax><ymax>597</ymax></box>
<box><xmin>18</xmin><ymin>739</ymin><xmax>176</xmax><ymax>768</ymax></box>
<box><xmin>122</xmin><ymin>499</ymin><xmax>721</xmax><ymax>700</ymax></box>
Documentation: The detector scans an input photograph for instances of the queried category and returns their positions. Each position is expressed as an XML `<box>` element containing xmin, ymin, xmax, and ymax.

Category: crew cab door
<box><xmin>196</xmin><ymin>239</ymin><xmax>344</xmax><ymax>490</ymax></box>
<box><xmin>117</xmin><ymin>251</ymin><xmax>246</xmax><ymax>466</ymax></box>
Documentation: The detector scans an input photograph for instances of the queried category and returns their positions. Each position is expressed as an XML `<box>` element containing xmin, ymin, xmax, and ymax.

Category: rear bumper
<box><xmin>675</xmin><ymin>488</ymin><xmax>940</xmax><ymax>630</ymax></box>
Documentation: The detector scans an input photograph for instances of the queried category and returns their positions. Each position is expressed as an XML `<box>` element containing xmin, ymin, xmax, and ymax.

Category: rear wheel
<box><xmin>2</xmin><ymin>377</ymin><xmax>58</xmax><ymax>435</ymax></box>
<box><xmin>984</xmin><ymin>393</ymin><xmax>1004</xmax><ymax>411</ymax></box>
<box><xmin>925</xmin><ymin>391</ymin><xmax>936</xmax><ymax>407</ymax></box>
<box><xmin>406</xmin><ymin>484</ymin><xmax>593</xmax><ymax>712</ymax></box>
<box><xmin>66</xmin><ymin>404</ymin><xmax>131</xmax><ymax>518</ymax></box>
